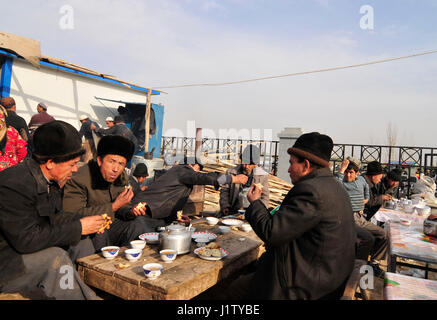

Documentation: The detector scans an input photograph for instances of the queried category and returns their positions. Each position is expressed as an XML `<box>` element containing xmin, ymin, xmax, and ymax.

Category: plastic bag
<box><xmin>411</xmin><ymin>175</ymin><xmax>437</xmax><ymax>203</ymax></box>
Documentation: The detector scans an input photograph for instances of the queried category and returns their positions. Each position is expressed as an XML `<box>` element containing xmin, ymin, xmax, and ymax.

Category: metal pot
<box><xmin>159</xmin><ymin>224</ymin><xmax>193</xmax><ymax>254</ymax></box>
<box><xmin>423</xmin><ymin>218</ymin><xmax>437</xmax><ymax>237</ymax></box>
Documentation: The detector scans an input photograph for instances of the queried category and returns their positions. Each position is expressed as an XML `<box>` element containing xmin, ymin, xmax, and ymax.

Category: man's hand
<box><xmin>382</xmin><ymin>194</ymin><xmax>393</xmax><ymax>201</ymax></box>
<box><xmin>80</xmin><ymin>215</ymin><xmax>111</xmax><ymax>235</ymax></box>
<box><xmin>247</xmin><ymin>185</ymin><xmax>262</xmax><ymax>203</ymax></box>
<box><xmin>177</xmin><ymin>214</ymin><xmax>191</xmax><ymax>225</ymax></box>
<box><xmin>140</xmin><ymin>185</ymin><xmax>147</xmax><ymax>191</ymax></box>
<box><xmin>90</xmin><ymin>123</ymin><xmax>96</xmax><ymax>130</ymax></box>
<box><xmin>339</xmin><ymin>159</ymin><xmax>349</xmax><ymax>174</ymax></box>
<box><xmin>132</xmin><ymin>202</ymin><xmax>147</xmax><ymax>216</ymax></box>
<box><xmin>221</xmin><ymin>208</ymin><xmax>230</xmax><ymax>216</ymax></box>
<box><xmin>112</xmin><ymin>188</ymin><xmax>134</xmax><ymax>212</ymax></box>
<box><xmin>232</xmin><ymin>174</ymin><xmax>248</xmax><ymax>185</ymax></box>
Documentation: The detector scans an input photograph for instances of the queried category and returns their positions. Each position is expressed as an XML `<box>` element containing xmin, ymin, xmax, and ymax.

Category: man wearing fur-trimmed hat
<box><xmin>63</xmin><ymin>135</ymin><xmax>146</xmax><ymax>251</ymax></box>
<box><xmin>0</xmin><ymin>120</ymin><xmax>104</xmax><ymax>299</ymax></box>
<box><xmin>231</xmin><ymin>132</ymin><xmax>356</xmax><ymax>300</ymax></box>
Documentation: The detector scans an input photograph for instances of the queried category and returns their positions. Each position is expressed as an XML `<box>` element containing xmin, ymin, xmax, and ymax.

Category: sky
<box><xmin>1</xmin><ymin>0</ymin><xmax>437</xmax><ymax>146</ymax></box>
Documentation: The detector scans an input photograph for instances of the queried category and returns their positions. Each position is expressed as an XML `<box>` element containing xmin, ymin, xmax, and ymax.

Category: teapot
<box><xmin>159</xmin><ymin>223</ymin><xmax>193</xmax><ymax>254</ymax></box>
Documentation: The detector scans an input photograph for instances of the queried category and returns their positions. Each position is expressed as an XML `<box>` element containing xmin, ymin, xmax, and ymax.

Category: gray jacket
<box><xmin>219</xmin><ymin>165</ymin><xmax>270</xmax><ymax>213</ymax></box>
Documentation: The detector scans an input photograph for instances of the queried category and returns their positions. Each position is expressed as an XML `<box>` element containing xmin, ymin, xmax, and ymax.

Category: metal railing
<box><xmin>160</xmin><ymin>136</ymin><xmax>279</xmax><ymax>175</ymax></box>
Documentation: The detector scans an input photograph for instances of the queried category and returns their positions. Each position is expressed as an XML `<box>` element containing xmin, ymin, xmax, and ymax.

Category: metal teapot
<box><xmin>159</xmin><ymin>223</ymin><xmax>193</xmax><ymax>254</ymax></box>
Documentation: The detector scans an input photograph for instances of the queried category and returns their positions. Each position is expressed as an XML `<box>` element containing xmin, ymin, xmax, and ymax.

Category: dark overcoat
<box><xmin>0</xmin><ymin>159</ymin><xmax>82</xmax><ymax>289</ymax></box>
<box><xmin>245</xmin><ymin>167</ymin><xmax>356</xmax><ymax>300</ymax></box>
<box><xmin>133</xmin><ymin>165</ymin><xmax>220</xmax><ymax>221</ymax></box>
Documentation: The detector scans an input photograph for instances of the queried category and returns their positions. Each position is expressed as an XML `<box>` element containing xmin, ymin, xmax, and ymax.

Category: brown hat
<box><xmin>0</xmin><ymin>97</ymin><xmax>15</xmax><ymax>109</ymax></box>
<box><xmin>287</xmin><ymin>132</ymin><xmax>333</xmax><ymax>168</ymax></box>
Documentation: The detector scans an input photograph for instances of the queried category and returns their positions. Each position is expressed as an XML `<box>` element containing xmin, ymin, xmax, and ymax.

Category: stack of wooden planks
<box><xmin>201</xmin><ymin>160</ymin><xmax>292</xmax><ymax>212</ymax></box>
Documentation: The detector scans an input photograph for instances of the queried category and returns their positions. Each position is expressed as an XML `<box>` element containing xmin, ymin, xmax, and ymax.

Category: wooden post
<box><xmin>144</xmin><ymin>89</ymin><xmax>152</xmax><ymax>156</ymax></box>
<box><xmin>195</xmin><ymin>128</ymin><xmax>202</xmax><ymax>159</ymax></box>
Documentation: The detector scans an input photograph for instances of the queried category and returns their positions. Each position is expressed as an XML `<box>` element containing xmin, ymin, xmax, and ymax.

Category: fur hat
<box><xmin>97</xmin><ymin>135</ymin><xmax>134</xmax><ymax>162</ymax></box>
<box><xmin>366</xmin><ymin>161</ymin><xmax>383</xmax><ymax>176</ymax></box>
<box><xmin>241</xmin><ymin>145</ymin><xmax>260</xmax><ymax>165</ymax></box>
<box><xmin>387</xmin><ymin>169</ymin><xmax>402</xmax><ymax>182</ymax></box>
<box><xmin>287</xmin><ymin>132</ymin><xmax>333</xmax><ymax>168</ymax></box>
<box><xmin>32</xmin><ymin>120</ymin><xmax>85</xmax><ymax>163</ymax></box>
<box><xmin>0</xmin><ymin>97</ymin><xmax>15</xmax><ymax>109</ymax></box>
<box><xmin>133</xmin><ymin>163</ymin><xmax>148</xmax><ymax>177</ymax></box>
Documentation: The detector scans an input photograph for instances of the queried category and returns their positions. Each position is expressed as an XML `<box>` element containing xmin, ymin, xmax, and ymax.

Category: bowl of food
<box><xmin>130</xmin><ymin>240</ymin><xmax>146</xmax><ymax>250</ymax></box>
<box><xmin>159</xmin><ymin>249</ymin><xmax>177</xmax><ymax>263</ymax></box>
<box><xmin>143</xmin><ymin>263</ymin><xmax>163</xmax><ymax>280</ymax></box>
<box><xmin>415</xmin><ymin>205</ymin><xmax>431</xmax><ymax>217</ymax></box>
<box><xmin>101</xmin><ymin>246</ymin><xmax>120</xmax><ymax>260</ymax></box>
<box><xmin>206</xmin><ymin>217</ymin><xmax>219</xmax><ymax>226</ymax></box>
<box><xmin>125</xmin><ymin>248</ymin><xmax>142</xmax><ymax>262</ymax></box>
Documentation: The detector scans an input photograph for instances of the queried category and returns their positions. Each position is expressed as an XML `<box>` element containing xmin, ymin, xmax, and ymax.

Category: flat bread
<box><xmin>253</xmin><ymin>183</ymin><xmax>263</xmax><ymax>190</ymax></box>
<box><xmin>98</xmin><ymin>213</ymin><xmax>112</xmax><ymax>232</ymax></box>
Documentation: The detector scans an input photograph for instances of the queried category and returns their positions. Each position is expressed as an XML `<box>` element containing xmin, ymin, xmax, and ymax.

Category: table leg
<box><xmin>388</xmin><ymin>254</ymin><xmax>397</xmax><ymax>273</ymax></box>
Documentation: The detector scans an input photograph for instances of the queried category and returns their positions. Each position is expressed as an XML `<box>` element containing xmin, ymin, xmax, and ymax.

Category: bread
<box><xmin>211</xmin><ymin>249</ymin><xmax>222</xmax><ymax>258</ymax></box>
<box><xmin>253</xmin><ymin>183</ymin><xmax>263</xmax><ymax>190</ymax></box>
<box><xmin>136</xmin><ymin>202</ymin><xmax>146</xmax><ymax>210</ymax></box>
<box><xmin>98</xmin><ymin>213</ymin><xmax>112</xmax><ymax>232</ymax></box>
<box><xmin>206</xmin><ymin>242</ymin><xmax>220</xmax><ymax>249</ymax></box>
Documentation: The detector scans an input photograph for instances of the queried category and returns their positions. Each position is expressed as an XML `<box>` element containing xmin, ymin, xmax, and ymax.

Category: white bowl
<box><xmin>218</xmin><ymin>226</ymin><xmax>230</xmax><ymax>234</ymax></box>
<box><xmin>143</xmin><ymin>263</ymin><xmax>163</xmax><ymax>280</ymax></box>
<box><xmin>195</xmin><ymin>237</ymin><xmax>210</xmax><ymax>247</ymax></box>
<box><xmin>101</xmin><ymin>246</ymin><xmax>120</xmax><ymax>260</ymax></box>
<box><xmin>240</xmin><ymin>223</ymin><xmax>252</xmax><ymax>232</ymax></box>
<box><xmin>206</xmin><ymin>217</ymin><xmax>219</xmax><ymax>225</ymax></box>
<box><xmin>159</xmin><ymin>249</ymin><xmax>177</xmax><ymax>263</ymax></box>
<box><xmin>415</xmin><ymin>205</ymin><xmax>431</xmax><ymax>216</ymax></box>
<box><xmin>130</xmin><ymin>240</ymin><xmax>146</xmax><ymax>250</ymax></box>
<box><xmin>125</xmin><ymin>248</ymin><xmax>142</xmax><ymax>262</ymax></box>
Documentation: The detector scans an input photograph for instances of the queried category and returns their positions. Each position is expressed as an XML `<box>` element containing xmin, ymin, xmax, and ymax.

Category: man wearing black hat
<box><xmin>219</xmin><ymin>145</ymin><xmax>270</xmax><ymax>216</ymax></box>
<box><xmin>0</xmin><ymin>96</ymin><xmax>29</xmax><ymax>142</ymax></box>
<box><xmin>63</xmin><ymin>135</ymin><xmax>145</xmax><ymax>250</ymax></box>
<box><xmin>361</xmin><ymin>160</ymin><xmax>389</xmax><ymax>275</ymax></box>
<box><xmin>236</xmin><ymin>132</ymin><xmax>356</xmax><ymax>300</ymax></box>
<box><xmin>0</xmin><ymin>121</ymin><xmax>105</xmax><ymax>299</ymax></box>
<box><xmin>131</xmin><ymin>156</ymin><xmax>249</xmax><ymax>229</ymax></box>
<box><xmin>129</xmin><ymin>163</ymin><xmax>149</xmax><ymax>195</ymax></box>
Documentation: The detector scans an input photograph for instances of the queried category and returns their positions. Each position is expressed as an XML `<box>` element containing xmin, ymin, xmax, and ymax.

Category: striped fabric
<box><xmin>335</xmin><ymin>173</ymin><xmax>370</xmax><ymax>212</ymax></box>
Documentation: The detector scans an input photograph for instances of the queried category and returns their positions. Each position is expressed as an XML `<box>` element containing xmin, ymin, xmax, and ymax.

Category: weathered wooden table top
<box><xmin>77</xmin><ymin>223</ymin><xmax>265</xmax><ymax>300</ymax></box>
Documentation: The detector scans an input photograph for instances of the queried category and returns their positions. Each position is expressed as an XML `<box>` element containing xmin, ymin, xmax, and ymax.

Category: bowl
<box><xmin>143</xmin><ymin>263</ymin><xmax>163</xmax><ymax>280</ymax></box>
<box><xmin>159</xmin><ymin>249</ymin><xmax>177</xmax><ymax>263</ymax></box>
<box><xmin>125</xmin><ymin>248</ymin><xmax>142</xmax><ymax>262</ymax></box>
<box><xmin>101</xmin><ymin>246</ymin><xmax>120</xmax><ymax>260</ymax></box>
<box><xmin>206</xmin><ymin>217</ymin><xmax>219</xmax><ymax>225</ymax></box>
<box><xmin>415</xmin><ymin>205</ymin><xmax>431</xmax><ymax>216</ymax></box>
<box><xmin>218</xmin><ymin>226</ymin><xmax>230</xmax><ymax>234</ymax></box>
<box><xmin>195</xmin><ymin>237</ymin><xmax>210</xmax><ymax>247</ymax></box>
<box><xmin>130</xmin><ymin>240</ymin><xmax>146</xmax><ymax>250</ymax></box>
<box><xmin>240</xmin><ymin>223</ymin><xmax>252</xmax><ymax>232</ymax></box>
<box><xmin>400</xmin><ymin>219</ymin><xmax>411</xmax><ymax>226</ymax></box>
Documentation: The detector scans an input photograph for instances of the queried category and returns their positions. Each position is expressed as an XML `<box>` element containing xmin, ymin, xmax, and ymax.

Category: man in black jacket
<box><xmin>228</xmin><ymin>132</ymin><xmax>356</xmax><ymax>300</ymax></box>
<box><xmin>0</xmin><ymin>96</ymin><xmax>29</xmax><ymax>142</ymax></box>
<box><xmin>131</xmin><ymin>157</ymin><xmax>248</xmax><ymax>228</ymax></box>
<box><xmin>0</xmin><ymin>121</ymin><xmax>105</xmax><ymax>299</ymax></box>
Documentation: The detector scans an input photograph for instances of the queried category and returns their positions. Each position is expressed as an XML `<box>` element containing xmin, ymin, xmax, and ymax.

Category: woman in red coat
<box><xmin>0</xmin><ymin>105</ymin><xmax>27</xmax><ymax>171</ymax></box>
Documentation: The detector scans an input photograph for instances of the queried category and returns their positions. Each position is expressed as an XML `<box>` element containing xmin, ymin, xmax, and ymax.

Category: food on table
<box><xmin>115</xmin><ymin>263</ymin><xmax>130</xmax><ymax>269</ymax></box>
<box><xmin>206</xmin><ymin>242</ymin><xmax>220</xmax><ymax>249</ymax></box>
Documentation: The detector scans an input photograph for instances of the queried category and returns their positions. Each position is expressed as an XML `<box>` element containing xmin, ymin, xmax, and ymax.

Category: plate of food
<box><xmin>139</xmin><ymin>232</ymin><xmax>160</xmax><ymax>244</ymax></box>
<box><xmin>194</xmin><ymin>242</ymin><xmax>229</xmax><ymax>261</ymax></box>
<box><xmin>191</xmin><ymin>231</ymin><xmax>217</xmax><ymax>242</ymax></box>
<box><xmin>221</xmin><ymin>218</ymin><xmax>243</xmax><ymax>227</ymax></box>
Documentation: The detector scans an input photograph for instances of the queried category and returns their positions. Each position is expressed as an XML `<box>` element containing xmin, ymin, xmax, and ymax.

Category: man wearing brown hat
<box><xmin>0</xmin><ymin>96</ymin><xmax>29</xmax><ymax>142</ymax></box>
<box><xmin>236</xmin><ymin>132</ymin><xmax>356</xmax><ymax>300</ymax></box>
<box><xmin>0</xmin><ymin>120</ymin><xmax>105</xmax><ymax>299</ymax></box>
<box><xmin>63</xmin><ymin>135</ymin><xmax>146</xmax><ymax>251</ymax></box>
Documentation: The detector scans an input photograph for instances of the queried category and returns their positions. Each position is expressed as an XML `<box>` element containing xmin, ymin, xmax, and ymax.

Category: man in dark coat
<box><xmin>78</xmin><ymin>115</ymin><xmax>99</xmax><ymax>163</ymax></box>
<box><xmin>129</xmin><ymin>163</ymin><xmax>149</xmax><ymax>195</ymax></box>
<box><xmin>63</xmin><ymin>135</ymin><xmax>146</xmax><ymax>250</ymax></box>
<box><xmin>235</xmin><ymin>132</ymin><xmax>356</xmax><ymax>300</ymax></box>
<box><xmin>0</xmin><ymin>121</ymin><xmax>105</xmax><ymax>299</ymax></box>
<box><xmin>381</xmin><ymin>169</ymin><xmax>402</xmax><ymax>198</ymax></box>
<box><xmin>0</xmin><ymin>96</ymin><xmax>29</xmax><ymax>142</ymax></box>
<box><xmin>131</xmin><ymin>157</ymin><xmax>248</xmax><ymax>229</ymax></box>
<box><xmin>28</xmin><ymin>102</ymin><xmax>55</xmax><ymax>131</ymax></box>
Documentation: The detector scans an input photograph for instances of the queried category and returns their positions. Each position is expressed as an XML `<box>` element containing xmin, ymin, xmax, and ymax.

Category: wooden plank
<box><xmin>341</xmin><ymin>259</ymin><xmax>367</xmax><ymax>300</ymax></box>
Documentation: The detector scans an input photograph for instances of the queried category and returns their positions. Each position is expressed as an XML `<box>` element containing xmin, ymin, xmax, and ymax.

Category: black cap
<box><xmin>287</xmin><ymin>132</ymin><xmax>333</xmax><ymax>168</ymax></box>
<box><xmin>133</xmin><ymin>163</ymin><xmax>148</xmax><ymax>177</ymax></box>
<box><xmin>97</xmin><ymin>135</ymin><xmax>135</xmax><ymax>162</ymax></box>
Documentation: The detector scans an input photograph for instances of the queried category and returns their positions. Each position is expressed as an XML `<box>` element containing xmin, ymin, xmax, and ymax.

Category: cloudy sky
<box><xmin>2</xmin><ymin>0</ymin><xmax>437</xmax><ymax>146</ymax></box>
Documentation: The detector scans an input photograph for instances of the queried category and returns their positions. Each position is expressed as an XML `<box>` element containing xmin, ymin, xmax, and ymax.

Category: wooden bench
<box><xmin>341</xmin><ymin>259</ymin><xmax>368</xmax><ymax>300</ymax></box>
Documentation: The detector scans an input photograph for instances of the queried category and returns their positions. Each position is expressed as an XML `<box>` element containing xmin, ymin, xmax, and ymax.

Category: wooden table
<box><xmin>77</xmin><ymin>223</ymin><xmax>264</xmax><ymax>300</ymax></box>
<box><xmin>384</xmin><ymin>272</ymin><xmax>437</xmax><ymax>300</ymax></box>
